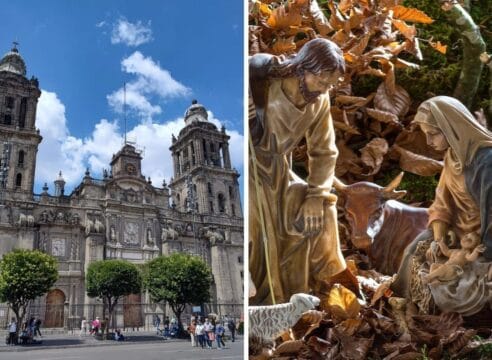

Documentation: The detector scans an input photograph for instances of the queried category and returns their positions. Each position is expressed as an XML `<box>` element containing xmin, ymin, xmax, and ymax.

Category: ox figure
<box><xmin>333</xmin><ymin>172</ymin><xmax>428</xmax><ymax>275</ymax></box>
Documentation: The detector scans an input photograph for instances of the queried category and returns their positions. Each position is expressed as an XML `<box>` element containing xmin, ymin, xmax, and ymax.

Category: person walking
<box><xmin>153</xmin><ymin>314</ymin><xmax>161</xmax><ymax>335</ymax></box>
<box><xmin>187</xmin><ymin>320</ymin><xmax>197</xmax><ymax>347</ymax></box>
<box><xmin>227</xmin><ymin>318</ymin><xmax>236</xmax><ymax>342</ymax></box>
<box><xmin>33</xmin><ymin>317</ymin><xmax>42</xmax><ymax>338</ymax></box>
<box><xmin>203</xmin><ymin>318</ymin><xmax>213</xmax><ymax>349</ymax></box>
<box><xmin>7</xmin><ymin>317</ymin><xmax>17</xmax><ymax>346</ymax></box>
<box><xmin>80</xmin><ymin>317</ymin><xmax>87</xmax><ymax>336</ymax></box>
<box><xmin>163</xmin><ymin>316</ymin><xmax>170</xmax><ymax>338</ymax></box>
<box><xmin>195</xmin><ymin>321</ymin><xmax>205</xmax><ymax>349</ymax></box>
<box><xmin>215</xmin><ymin>322</ymin><xmax>226</xmax><ymax>349</ymax></box>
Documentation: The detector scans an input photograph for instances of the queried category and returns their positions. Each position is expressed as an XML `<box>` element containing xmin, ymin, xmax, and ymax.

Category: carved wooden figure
<box><xmin>249</xmin><ymin>38</ymin><xmax>347</xmax><ymax>305</ymax></box>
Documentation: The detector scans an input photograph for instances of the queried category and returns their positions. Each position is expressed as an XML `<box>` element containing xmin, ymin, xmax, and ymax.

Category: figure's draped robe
<box><xmin>399</xmin><ymin>149</ymin><xmax>492</xmax><ymax>315</ymax></box>
<box><xmin>249</xmin><ymin>79</ymin><xmax>346</xmax><ymax>305</ymax></box>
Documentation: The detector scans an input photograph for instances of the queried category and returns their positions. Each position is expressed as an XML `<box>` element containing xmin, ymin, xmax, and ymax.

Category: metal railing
<box><xmin>0</xmin><ymin>302</ymin><xmax>243</xmax><ymax>332</ymax></box>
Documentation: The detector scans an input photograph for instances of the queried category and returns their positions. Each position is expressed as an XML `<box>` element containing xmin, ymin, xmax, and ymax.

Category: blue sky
<box><xmin>1</xmin><ymin>0</ymin><xmax>244</xmax><ymax>195</ymax></box>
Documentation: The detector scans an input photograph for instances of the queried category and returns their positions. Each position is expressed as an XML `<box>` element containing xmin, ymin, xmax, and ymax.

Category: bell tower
<box><xmin>0</xmin><ymin>43</ymin><xmax>42</xmax><ymax>201</ymax></box>
<box><xmin>169</xmin><ymin>100</ymin><xmax>241</xmax><ymax>218</ymax></box>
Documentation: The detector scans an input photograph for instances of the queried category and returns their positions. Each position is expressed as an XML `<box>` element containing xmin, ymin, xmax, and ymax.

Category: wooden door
<box><xmin>123</xmin><ymin>293</ymin><xmax>143</xmax><ymax>328</ymax></box>
<box><xmin>45</xmin><ymin>289</ymin><xmax>65</xmax><ymax>328</ymax></box>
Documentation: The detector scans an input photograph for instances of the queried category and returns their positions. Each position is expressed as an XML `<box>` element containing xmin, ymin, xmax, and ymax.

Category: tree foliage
<box><xmin>0</xmin><ymin>249</ymin><xmax>58</xmax><ymax>333</ymax></box>
<box><xmin>144</xmin><ymin>253</ymin><xmax>212</xmax><ymax>331</ymax></box>
<box><xmin>86</xmin><ymin>259</ymin><xmax>142</xmax><ymax>332</ymax></box>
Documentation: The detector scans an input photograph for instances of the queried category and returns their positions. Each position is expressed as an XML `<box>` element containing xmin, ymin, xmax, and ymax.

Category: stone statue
<box><xmin>249</xmin><ymin>38</ymin><xmax>347</xmax><ymax>305</ymax></box>
<box><xmin>393</xmin><ymin>96</ymin><xmax>492</xmax><ymax>316</ymax></box>
<box><xmin>146</xmin><ymin>227</ymin><xmax>154</xmax><ymax>245</ymax></box>
<box><xmin>161</xmin><ymin>221</ymin><xmax>178</xmax><ymax>241</ymax></box>
<box><xmin>203</xmin><ymin>226</ymin><xmax>224</xmax><ymax>246</ymax></box>
<box><xmin>110</xmin><ymin>226</ymin><xmax>117</xmax><ymax>242</ymax></box>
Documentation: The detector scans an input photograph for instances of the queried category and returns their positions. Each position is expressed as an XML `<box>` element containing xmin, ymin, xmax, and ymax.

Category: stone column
<box><xmin>210</xmin><ymin>243</ymin><xmax>233</xmax><ymax>304</ymax></box>
<box><xmin>222</xmin><ymin>143</ymin><xmax>232</xmax><ymax>169</ymax></box>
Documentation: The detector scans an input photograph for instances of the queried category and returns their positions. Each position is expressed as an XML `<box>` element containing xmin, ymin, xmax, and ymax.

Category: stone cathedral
<box><xmin>0</xmin><ymin>45</ymin><xmax>243</xmax><ymax>328</ymax></box>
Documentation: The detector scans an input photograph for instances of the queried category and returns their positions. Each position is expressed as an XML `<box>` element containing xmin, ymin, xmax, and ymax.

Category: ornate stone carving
<box><xmin>124</xmin><ymin>221</ymin><xmax>140</xmax><ymax>245</ymax></box>
<box><xmin>52</xmin><ymin>239</ymin><xmax>65</xmax><ymax>257</ymax></box>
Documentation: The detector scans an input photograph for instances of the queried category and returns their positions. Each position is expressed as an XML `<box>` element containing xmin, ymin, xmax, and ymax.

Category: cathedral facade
<box><xmin>0</xmin><ymin>45</ymin><xmax>243</xmax><ymax>328</ymax></box>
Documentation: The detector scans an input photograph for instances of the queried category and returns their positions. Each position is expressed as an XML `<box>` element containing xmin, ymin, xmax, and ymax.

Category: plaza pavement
<box><xmin>0</xmin><ymin>331</ymin><xmax>244</xmax><ymax>359</ymax></box>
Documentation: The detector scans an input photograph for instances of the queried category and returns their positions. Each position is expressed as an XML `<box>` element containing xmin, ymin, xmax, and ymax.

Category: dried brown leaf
<box><xmin>392</xmin><ymin>19</ymin><xmax>417</xmax><ymax>40</ymax></box>
<box><xmin>274</xmin><ymin>340</ymin><xmax>305</xmax><ymax>355</ymax></box>
<box><xmin>370</xmin><ymin>279</ymin><xmax>394</xmax><ymax>306</ymax></box>
<box><xmin>359</xmin><ymin>67</ymin><xmax>387</xmax><ymax>77</ymax></box>
<box><xmin>336</xmin><ymin>318</ymin><xmax>363</xmax><ymax>336</ymax></box>
<box><xmin>336</xmin><ymin>95</ymin><xmax>370</xmax><ymax>107</ymax></box>
<box><xmin>334</xmin><ymin>121</ymin><xmax>361</xmax><ymax>135</ymax></box>
<box><xmin>331</xmin><ymin>29</ymin><xmax>351</xmax><ymax>47</ymax></box>
<box><xmin>338</xmin><ymin>333</ymin><xmax>374</xmax><ymax>360</ymax></box>
<box><xmin>391</xmin><ymin>5</ymin><xmax>434</xmax><ymax>24</ymax></box>
<box><xmin>306</xmin><ymin>336</ymin><xmax>333</xmax><ymax>356</ymax></box>
<box><xmin>405</xmin><ymin>37</ymin><xmax>423</xmax><ymax>60</ymax></box>
<box><xmin>291</xmin><ymin>310</ymin><xmax>325</xmax><ymax>339</ymax></box>
<box><xmin>348</xmin><ymin>33</ymin><xmax>371</xmax><ymax>56</ymax></box>
<box><xmin>374</xmin><ymin>81</ymin><xmax>411</xmax><ymax>116</ymax></box>
<box><xmin>393</xmin><ymin>145</ymin><xmax>443</xmax><ymax>176</ymax></box>
<box><xmin>360</xmin><ymin>138</ymin><xmax>389</xmax><ymax>175</ymax></box>
<box><xmin>336</xmin><ymin>140</ymin><xmax>363</xmax><ymax>177</ymax></box>
<box><xmin>366</xmin><ymin>108</ymin><xmax>401</xmax><ymax>126</ymax></box>
<box><xmin>328</xmin><ymin>0</ymin><xmax>347</xmax><ymax>30</ymax></box>
<box><xmin>323</xmin><ymin>284</ymin><xmax>360</xmax><ymax>320</ymax></box>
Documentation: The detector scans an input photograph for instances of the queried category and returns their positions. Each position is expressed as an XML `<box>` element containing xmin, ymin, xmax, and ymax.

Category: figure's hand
<box><xmin>296</xmin><ymin>197</ymin><xmax>324</xmax><ymax>236</ymax></box>
<box><xmin>475</xmin><ymin>244</ymin><xmax>486</xmax><ymax>253</ymax></box>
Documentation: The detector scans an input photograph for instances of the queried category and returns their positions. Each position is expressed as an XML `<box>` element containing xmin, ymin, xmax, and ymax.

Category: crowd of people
<box><xmin>6</xmin><ymin>316</ymin><xmax>43</xmax><ymax>346</ymax></box>
<box><xmin>186</xmin><ymin>315</ymin><xmax>238</xmax><ymax>350</ymax></box>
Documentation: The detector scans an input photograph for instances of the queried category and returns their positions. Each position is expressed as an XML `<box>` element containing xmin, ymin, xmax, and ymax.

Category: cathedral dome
<box><xmin>0</xmin><ymin>45</ymin><xmax>27</xmax><ymax>76</ymax></box>
<box><xmin>184</xmin><ymin>99</ymin><xmax>208</xmax><ymax>125</ymax></box>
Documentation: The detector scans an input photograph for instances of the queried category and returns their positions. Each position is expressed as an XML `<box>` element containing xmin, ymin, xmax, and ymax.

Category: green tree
<box><xmin>86</xmin><ymin>259</ymin><xmax>142</xmax><ymax>334</ymax></box>
<box><xmin>145</xmin><ymin>253</ymin><xmax>212</xmax><ymax>334</ymax></box>
<box><xmin>0</xmin><ymin>249</ymin><xmax>58</xmax><ymax>336</ymax></box>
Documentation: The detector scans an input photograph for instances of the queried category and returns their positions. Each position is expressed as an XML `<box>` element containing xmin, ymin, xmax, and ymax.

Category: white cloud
<box><xmin>35</xmin><ymin>91</ymin><xmax>243</xmax><ymax>194</ymax></box>
<box><xmin>111</xmin><ymin>18</ymin><xmax>153</xmax><ymax>47</ymax></box>
<box><xmin>107</xmin><ymin>51</ymin><xmax>190</xmax><ymax>121</ymax></box>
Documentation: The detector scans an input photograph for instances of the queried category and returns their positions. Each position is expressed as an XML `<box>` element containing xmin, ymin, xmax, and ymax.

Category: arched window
<box><xmin>209</xmin><ymin>201</ymin><xmax>214</xmax><ymax>213</ymax></box>
<box><xmin>4</xmin><ymin>114</ymin><xmax>12</xmax><ymax>125</ymax></box>
<box><xmin>18</xmin><ymin>150</ymin><xmax>24</xmax><ymax>167</ymax></box>
<box><xmin>5</xmin><ymin>97</ymin><xmax>14</xmax><ymax>109</ymax></box>
<box><xmin>15</xmin><ymin>173</ymin><xmax>22</xmax><ymax>187</ymax></box>
<box><xmin>176</xmin><ymin>193</ymin><xmax>181</xmax><ymax>205</ymax></box>
<box><xmin>19</xmin><ymin>98</ymin><xmax>27</xmax><ymax>128</ymax></box>
<box><xmin>207</xmin><ymin>182</ymin><xmax>212</xmax><ymax>195</ymax></box>
<box><xmin>228</xmin><ymin>186</ymin><xmax>234</xmax><ymax>198</ymax></box>
<box><xmin>218</xmin><ymin>193</ymin><xmax>225</xmax><ymax>213</ymax></box>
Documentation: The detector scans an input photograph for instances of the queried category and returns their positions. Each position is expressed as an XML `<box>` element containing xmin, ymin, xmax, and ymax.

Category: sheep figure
<box><xmin>249</xmin><ymin>293</ymin><xmax>320</xmax><ymax>341</ymax></box>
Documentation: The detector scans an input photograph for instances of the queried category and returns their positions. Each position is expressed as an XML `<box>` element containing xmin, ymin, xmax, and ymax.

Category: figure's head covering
<box><xmin>413</xmin><ymin>96</ymin><xmax>492</xmax><ymax>173</ymax></box>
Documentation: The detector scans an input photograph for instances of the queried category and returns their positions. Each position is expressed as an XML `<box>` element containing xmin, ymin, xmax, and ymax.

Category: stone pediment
<box><xmin>106</xmin><ymin>180</ymin><xmax>155</xmax><ymax>204</ymax></box>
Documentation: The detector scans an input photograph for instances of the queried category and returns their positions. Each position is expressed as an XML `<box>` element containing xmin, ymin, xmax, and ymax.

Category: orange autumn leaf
<box><xmin>324</xmin><ymin>284</ymin><xmax>360</xmax><ymax>320</ymax></box>
<box><xmin>267</xmin><ymin>5</ymin><xmax>302</xmax><ymax>30</ymax></box>
<box><xmin>391</xmin><ymin>19</ymin><xmax>416</xmax><ymax>40</ymax></box>
<box><xmin>391</xmin><ymin>5</ymin><xmax>434</xmax><ymax>24</ymax></box>
<box><xmin>257</xmin><ymin>2</ymin><xmax>272</xmax><ymax>17</ymax></box>
<box><xmin>272</xmin><ymin>37</ymin><xmax>296</xmax><ymax>54</ymax></box>
<box><xmin>430</xmin><ymin>40</ymin><xmax>447</xmax><ymax>54</ymax></box>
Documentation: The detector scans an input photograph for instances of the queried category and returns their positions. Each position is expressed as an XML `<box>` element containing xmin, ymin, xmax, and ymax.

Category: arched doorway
<box><xmin>45</xmin><ymin>289</ymin><xmax>65</xmax><ymax>328</ymax></box>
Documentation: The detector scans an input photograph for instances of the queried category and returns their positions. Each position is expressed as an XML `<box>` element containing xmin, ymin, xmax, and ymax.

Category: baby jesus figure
<box><xmin>423</xmin><ymin>231</ymin><xmax>486</xmax><ymax>285</ymax></box>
